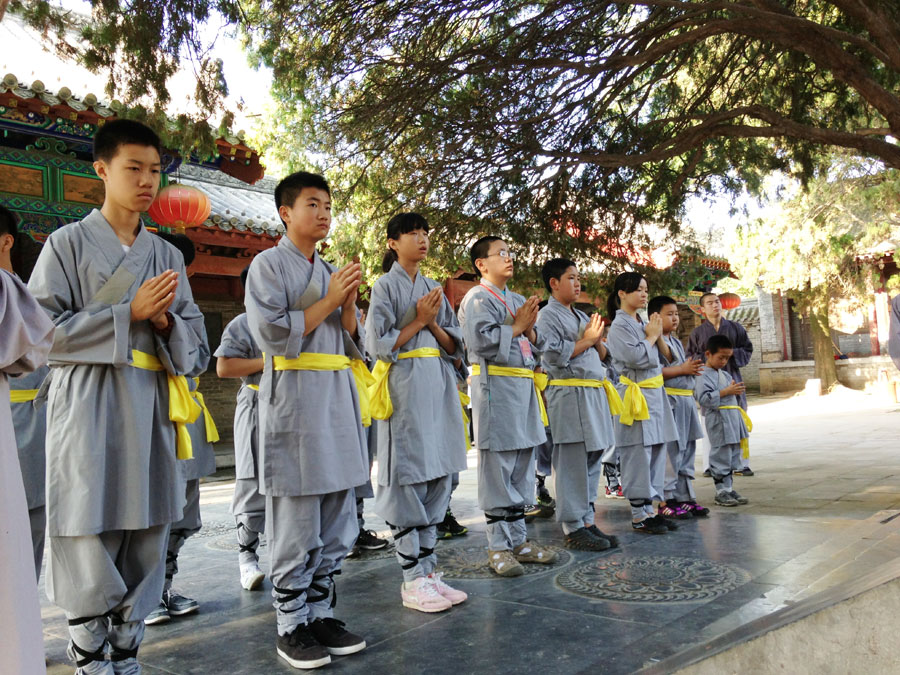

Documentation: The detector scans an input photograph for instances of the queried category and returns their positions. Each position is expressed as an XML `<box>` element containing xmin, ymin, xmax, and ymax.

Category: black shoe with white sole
<box><xmin>276</xmin><ymin>625</ymin><xmax>331</xmax><ymax>669</ymax></box>
<box><xmin>309</xmin><ymin>618</ymin><xmax>366</xmax><ymax>656</ymax></box>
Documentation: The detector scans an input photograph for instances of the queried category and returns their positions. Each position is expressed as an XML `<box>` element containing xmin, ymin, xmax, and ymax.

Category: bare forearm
<box><xmin>217</xmin><ymin>357</ymin><xmax>264</xmax><ymax>378</ymax></box>
<box><xmin>428</xmin><ymin>322</ymin><xmax>457</xmax><ymax>354</ymax></box>
<box><xmin>391</xmin><ymin>320</ymin><xmax>425</xmax><ymax>351</ymax></box>
<box><xmin>571</xmin><ymin>336</ymin><xmax>597</xmax><ymax>358</ymax></box>
<box><xmin>303</xmin><ymin>297</ymin><xmax>341</xmax><ymax>336</ymax></box>
<box><xmin>341</xmin><ymin>305</ymin><xmax>358</xmax><ymax>338</ymax></box>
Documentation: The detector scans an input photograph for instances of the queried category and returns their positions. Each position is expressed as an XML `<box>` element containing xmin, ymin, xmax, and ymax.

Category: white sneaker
<box><xmin>427</xmin><ymin>572</ymin><xmax>467</xmax><ymax>605</ymax></box>
<box><xmin>240</xmin><ymin>563</ymin><xmax>265</xmax><ymax>591</ymax></box>
<box><xmin>401</xmin><ymin>577</ymin><xmax>452</xmax><ymax>613</ymax></box>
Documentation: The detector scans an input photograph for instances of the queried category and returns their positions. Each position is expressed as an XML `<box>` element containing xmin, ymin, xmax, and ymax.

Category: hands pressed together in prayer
<box><xmin>131</xmin><ymin>269</ymin><xmax>178</xmax><ymax>330</ymax></box>
<box><xmin>512</xmin><ymin>295</ymin><xmax>541</xmax><ymax>342</ymax></box>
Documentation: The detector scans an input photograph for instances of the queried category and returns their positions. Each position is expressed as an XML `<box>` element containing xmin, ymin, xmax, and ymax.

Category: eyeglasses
<box><xmin>484</xmin><ymin>250</ymin><xmax>516</xmax><ymax>261</ymax></box>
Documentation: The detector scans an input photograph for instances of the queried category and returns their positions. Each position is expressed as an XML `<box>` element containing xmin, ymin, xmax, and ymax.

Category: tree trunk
<box><xmin>809</xmin><ymin>302</ymin><xmax>839</xmax><ymax>391</ymax></box>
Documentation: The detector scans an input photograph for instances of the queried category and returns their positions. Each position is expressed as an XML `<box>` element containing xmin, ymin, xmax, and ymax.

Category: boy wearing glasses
<box><xmin>458</xmin><ymin>236</ymin><xmax>558</xmax><ymax>577</ymax></box>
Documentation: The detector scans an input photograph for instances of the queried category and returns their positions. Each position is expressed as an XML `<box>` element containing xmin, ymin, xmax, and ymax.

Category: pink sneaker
<box><xmin>427</xmin><ymin>572</ymin><xmax>467</xmax><ymax>605</ymax></box>
<box><xmin>401</xmin><ymin>577</ymin><xmax>452</xmax><ymax>613</ymax></box>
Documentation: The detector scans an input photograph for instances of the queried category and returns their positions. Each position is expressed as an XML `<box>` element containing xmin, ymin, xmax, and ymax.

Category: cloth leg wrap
<box><xmin>67</xmin><ymin>615</ymin><xmax>109</xmax><ymax>668</ymax></box>
<box><xmin>236</xmin><ymin>523</ymin><xmax>260</xmax><ymax>566</ymax></box>
<box><xmin>390</xmin><ymin>524</ymin><xmax>422</xmax><ymax>581</ymax></box>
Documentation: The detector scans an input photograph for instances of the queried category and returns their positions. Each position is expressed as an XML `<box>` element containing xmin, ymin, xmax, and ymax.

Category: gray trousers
<box><xmin>477</xmin><ymin>448</ymin><xmax>534</xmax><ymax>551</ymax></box>
<box><xmin>29</xmin><ymin>504</ymin><xmax>46</xmax><ymax>582</ymax></box>
<box><xmin>619</xmin><ymin>442</ymin><xmax>667</xmax><ymax>521</ymax></box>
<box><xmin>552</xmin><ymin>443</ymin><xmax>604</xmax><ymax>534</ymax></box>
<box><xmin>165</xmin><ymin>479</ymin><xmax>202</xmax><ymax>592</ymax></box>
<box><xmin>267</xmin><ymin>490</ymin><xmax>357</xmax><ymax>635</ymax></box>
<box><xmin>47</xmin><ymin>524</ymin><xmax>168</xmax><ymax>673</ymax></box>
<box><xmin>664</xmin><ymin>440</ymin><xmax>697</xmax><ymax>503</ymax></box>
<box><xmin>710</xmin><ymin>442</ymin><xmax>742</xmax><ymax>492</ymax></box>
<box><xmin>232</xmin><ymin>477</ymin><xmax>266</xmax><ymax>566</ymax></box>
<box><xmin>380</xmin><ymin>476</ymin><xmax>452</xmax><ymax>582</ymax></box>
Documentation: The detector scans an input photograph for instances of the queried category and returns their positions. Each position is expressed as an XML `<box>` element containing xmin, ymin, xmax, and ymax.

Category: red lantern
<box><xmin>148</xmin><ymin>185</ymin><xmax>211</xmax><ymax>232</ymax></box>
<box><xmin>718</xmin><ymin>292</ymin><xmax>741</xmax><ymax>310</ymax></box>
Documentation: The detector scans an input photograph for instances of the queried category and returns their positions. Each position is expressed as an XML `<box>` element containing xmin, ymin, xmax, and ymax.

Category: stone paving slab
<box><xmin>41</xmin><ymin>389</ymin><xmax>900</xmax><ymax>673</ymax></box>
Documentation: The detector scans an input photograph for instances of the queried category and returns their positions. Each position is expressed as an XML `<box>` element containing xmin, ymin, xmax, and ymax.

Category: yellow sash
<box><xmin>9</xmin><ymin>389</ymin><xmax>39</xmax><ymax>403</ymax></box>
<box><xmin>471</xmin><ymin>364</ymin><xmax>549</xmax><ymax>426</ymax></box>
<box><xmin>548</xmin><ymin>378</ymin><xmax>624</xmax><ymax>416</ymax></box>
<box><xmin>719</xmin><ymin>405</ymin><xmax>752</xmax><ymax>457</ymax></box>
<box><xmin>191</xmin><ymin>378</ymin><xmax>220</xmax><ymax>443</ymax></box>
<box><xmin>247</xmin><ymin>384</ymin><xmax>260</xmax><ymax>391</ymax></box>
<box><xmin>131</xmin><ymin>350</ymin><xmax>201</xmax><ymax>460</ymax></box>
<box><xmin>618</xmin><ymin>374</ymin><xmax>664</xmax><ymax>426</ymax></box>
<box><xmin>458</xmin><ymin>390</ymin><xmax>472</xmax><ymax>448</ymax></box>
<box><xmin>665</xmin><ymin>387</ymin><xmax>694</xmax><ymax>396</ymax></box>
<box><xmin>368</xmin><ymin>347</ymin><xmax>441</xmax><ymax>420</ymax></box>
<box><xmin>273</xmin><ymin>352</ymin><xmax>375</xmax><ymax>427</ymax></box>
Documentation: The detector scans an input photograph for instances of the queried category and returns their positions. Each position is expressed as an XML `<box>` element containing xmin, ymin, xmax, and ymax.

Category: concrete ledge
<box><xmin>639</xmin><ymin>537</ymin><xmax>900</xmax><ymax>674</ymax></box>
<box><xmin>759</xmin><ymin>355</ymin><xmax>898</xmax><ymax>394</ymax></box>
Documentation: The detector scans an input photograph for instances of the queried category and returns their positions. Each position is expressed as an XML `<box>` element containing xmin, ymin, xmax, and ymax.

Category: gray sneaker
<box><xmin>163</xmin><ymin>589</ymin><xmax>199</xmax><ymax>616</ymax></box>
<box><xmin>144</xmin><ymin>601</ymin><xmax>170</xmax><ymax>625</ymax></box>
<box><xmin>715</xmin><ymin>492</ymin><xmax>739</xmax><ymax>507</ymax></box>
<box><xmin>729</xmin><ymin>490</ymin><xmax>750</xmax><ymax>505</ymax></box>
<box><xmin>564</xmin><ymin>526</ymin><xmax>611</xmax><ymax>551</ymax></box>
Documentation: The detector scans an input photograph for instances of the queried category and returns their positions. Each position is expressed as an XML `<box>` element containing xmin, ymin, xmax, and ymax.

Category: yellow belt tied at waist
<box><xmin>131</xmin><ymin>350</ymin><xmax>201</xmax><ymax>460</ymax></box>
<box><xmin>619</xmin><ymin>374</ymin><xmax>665</xmax><ymax>426</ymax></box>
<box><xmin>247</xmin><ymin>384</ymin><xmax>260</xmax><ymax>391</ymax></box>
<box><xmin>471</xmin><ymin>364</ymin><xmax>549</xmax><ymax>426</ymax></box>
<box><xmin>548</xmin><ymin>378</ymin><xmax>624</xmax><ymax>416</ymax></box>
<box><xmin>719</xmin><ymin>405</ymin><xmax>753</xmax><ymax>457</ymax></box>
<box><xmin>10</xmin><ymin>389</ymin><xmax>39</xmax><ymax>403</ymax></box>
<box><xmin>273</xmin><ymin>353</ymin><xmax>375</xmax><ymax>427</ymax></box>
<box><xmin>191</xmin><ymin>377</ymin><xmax>220</xmax><ymax>444</ymax></box>
<box><xmin>665</xmin><ymin>387</ymin><xmax>694</xmax><ymax>396</ymax></box>
<box><xmin>369</xmin><ymin>347</ymin><xmax>441</xmax><ymax>420</ymax></box>
<box><xmin>458</xmin><ymin>390</ymin><xmax>472</xmax><ymax>448</ymax></box>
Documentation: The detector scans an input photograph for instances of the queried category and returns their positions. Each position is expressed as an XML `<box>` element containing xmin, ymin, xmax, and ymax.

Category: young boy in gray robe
<box><xmin>367</xmin><ymin>212</ymin><xmax>469</xmax><ymax>612</ymax></box>
<box><xmin>146</xmin><ymin>232</ymin><xmax>218</xmax><ymax>625</ymax></box>
<box><xmin>694</xmin><ymin>334</ymin><xmax>751</xmax><ymax>507</ymax></box>
<box><xmin>28</xmin><ymin>120</ymin><xmax>208</xmax><ymax>674</ymax></box>
<box><xmin>244</xmin><ymin>171</ymin><xmax>369</xmax><ymax>670</ymax></box>
<box><xmin>1</xmin><ymin>209</ymin><xmax>51</xmax><ymax>580</ymax></box>
<box><xmin>649</xmin><ymin>296</ymin><xmax>709</xmax><ymax>519</ymax></box>
<box><xmin>215</xmin><ymin>271</ymin><xmax>266</xmax><ymax>591</ymax></box>
<box><xmin>458</xmin><ymin>236</ymin><xmax>558</xmax><ymax>577</ymax></box>
<box><xmin>536</xmin><ymin>258</ymin><xmax>620</xmax><ymax>551</ymax></box>
<box><xmin>605</xmin><ymin>273</ymin><xmax>679</xmax><ymax>536</ymax></box>
<box><xmin>0</xmin><ymin>217</ymin><xmax>55</xmax><ymax>674</ymax></box>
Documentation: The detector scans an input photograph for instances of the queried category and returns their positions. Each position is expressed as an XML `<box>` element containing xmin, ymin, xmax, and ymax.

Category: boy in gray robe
<box><xmin>244</xmin><ymin>171</ymin><xmax>368</xmax><ymax>669</ymax></box>
<box><xmin>458</xmin><ymin>236</ymin><xmax>558</xmax><ymax>577</ymax></box>
<box><xmin>215</xmin><ymin>302</ymin><xmax>266</xmax><ymax>591</ymax></box>
<box><xmin>28</xmin><ymin>120</ymin><xmax>208</xmax><ymax>674</ymax></box>
<box><xmin>0</xmin><ymin>239</ymin><xmax>55</xmax><ymax>674</ymax></box>
<box><xmin>649</xmin><ymin>296</ymin><xmax>709</xmax><ymax>519</ymax></box>
<box><xmin>536</xmin><ymin>259</ymin><xmax>620</xmax><ymax>551</ymax></box>
<box><xmin>1</xmin><ymin>210</ymin><xmax>51</xmax><ymax>580</ymax></box>
<box><xmin>605</xmin><ymin>273</ymin><xmax>679</xmax><ymax>535</ymax></box>
<box><xmin>367</xmin><ymin>212</ymin><xmax>469</xmax><ymax>612</ymax></box>
<box><xmin>694</xmin><ymin>334</ymin><xmax>751</xmax><ymax>507</ymax></box>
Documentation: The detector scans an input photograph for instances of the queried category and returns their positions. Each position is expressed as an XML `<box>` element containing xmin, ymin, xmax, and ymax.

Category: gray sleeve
<box><xmin>366</xmin><ymin>279</ymin><xmax>400</xmax><ymax>363</ymax></box>
<box><xmin>244</xmin><ymin>254</ymin><xmax>306</xmax><ymax>357</ymax></box>
<box><xmin>462</xmin><ymin>292</ymin><xmax>514</xmax><ymax>364</ymax></box>
<box><xmin>154</xmin><ymin>259</ymin><xmax>209</xmax><ymax>376</ymax></box>
<box><xmin>0</xmin><ymin>270</ymin><xmax>54</xmax><ymax>374</ymax></box>
<box><xmin>536</xmin><ymin>311</ymin><xmax>574</xmax><ymax>368</ymax></box>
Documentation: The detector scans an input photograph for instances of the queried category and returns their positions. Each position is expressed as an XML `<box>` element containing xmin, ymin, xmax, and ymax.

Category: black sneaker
<box><xmin>309</xmin><ymin>618</ymin><xmax>366</xmax><ymax>656</ymax></box>
<box><xmin>536</xmin><ymin>475</ymin><xmax>555</xmax><ymax>507</ymax></box>
<box><xmin>276</xmin><ymin>624</ymin><xmax>331</xmax><ymax>669</ymax></box>
<box><xmin>681</xmin><ymin>501</ymin><xmax>710</xmax><ymax>517</ymax></box>
<box><xmin>702</xmin><ymin>468</ymin><xmax>712</xmax><ymax>478</ymax></box>
<box><xmin>437</xmin><ymin>509</ymin><xmax>468</xmax><ymax>537</ymax></box>
<box><xmin>632</xmin><ymin>518</ymin><xmax>667</xmax><ymax>535</ymax></box>
<box><xmin>524</xmin><ymin>504</ymin><xmax>541</xmax><ymax>523</ymax></box>
<box><xmin>355</xmin><ymin>529</ymin><xmax>388</xmax><ymax>551</ymax></box>
<box><xmin>735</xmin><ymin>467</ymin><xmax>755</xmax><ymax>476</ymax></box>
<box><xmin>651</xmin><ymin>515</ymin><xmax>679</xmax><ymax>531</ymax></box>
<box><xmin>564</xmin><ymin>526</ymin><xmax>611</xmax><ymax>551</ymax></box>
<box><xmin>586</xmin><ymin>524</ymin><xmax>619</xmax><ymax>548</ymax></box>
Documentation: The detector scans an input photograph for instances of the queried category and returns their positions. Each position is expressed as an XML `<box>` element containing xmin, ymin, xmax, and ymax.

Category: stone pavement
<box><xmin>41</xmin><ymin>388</ymin><xmax>900</xmax><ymax>674</ymax></box>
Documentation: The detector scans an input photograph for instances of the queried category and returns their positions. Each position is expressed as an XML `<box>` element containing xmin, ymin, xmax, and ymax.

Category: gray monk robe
<box><xmin>28</xmin><ymin>210</ymin><xmax>208</xmax><ymax>669</ymax></box>
<box><xmin>607</xmin><ymin>310</ymin><xmax>677</xmax><ymax>520</ymax></box>
<box><xmin>366</xmin><ymin>263</ymin><xmax>468</xmax><ymax>581</ymax></box>
<box><xmin>245</xmin><ymin>237</ymin><xmax>368</xmax><ymax>632</ymax></box>
<box><xmin>1</xmin><ymin>268</ymin><xmax>54</xmax><ymax>675</ymax></box>
<box><xmin>694</xmin><ymin>366</ymin><xmax>749</xmax><ymax>491</ymax></box>
<box><xmin>660</xmin><ymin>334</ymin><xmax>704</xmax><ymax>503</ymax></box>
<box><xmin>458</xmin><ymin>280</ymin><xmax>546</xmax><ymax>551</ymax></box>
<box><xmin>9</xmin><ymin>363</ymin><xmax>50</xmax><ymax>579</ymax></box>
<box><xmin>536</xmin><ymin>298</ymin><xmax>616</xmax><ymax>534</ymax></box>
<box><xmin>214</xmin><ymin>313</ymin><xmax>265</xmax><ymax>564</ymax></box>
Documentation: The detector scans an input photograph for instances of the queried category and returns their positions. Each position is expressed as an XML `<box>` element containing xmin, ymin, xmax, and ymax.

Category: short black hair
<box><xmin>700</xmin><ymin>292</ymin><xmax>718</xmax><ymax>306</ymax></box>
<box><xmin>648</xmin><ymin>295</ymin><xmax>678</xmax><ymax>316</ymax></box>
<box><xmin>706</xmin><ymin>334</ymin><xmax>733</xmax><ymax>354</ymax></box>
<box><xmin>470</xmin><ymin>235</ymin><xmax>503</xmax><ymax>275</ymax></box>
<box><xmin>240</xmin><ymin>265</ymin><xmax>250</xmax><ymax>290</ymax></box>
<box><xmin>0</xmin><ymin>204</ymin><xmax>17</xmax><ymax>244</ymax></box>
<box><xmin>541</xmin><ymin>258</ymin><xmax>576</xmax><ymax>292</ymax></box>
<box><xmin>93</xmin><ymin>119</ymin><xmax>162</xmax><ymax>163</ymax></box>
<box><xmin>155</xmin><ymin>231</ymin><xmax>195</xmax><ymax>266</ymax></box>
<box><xmin>274</xmin><ymin>171</ymin><xmax>331</xmax><ymax>224</ymax></box>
